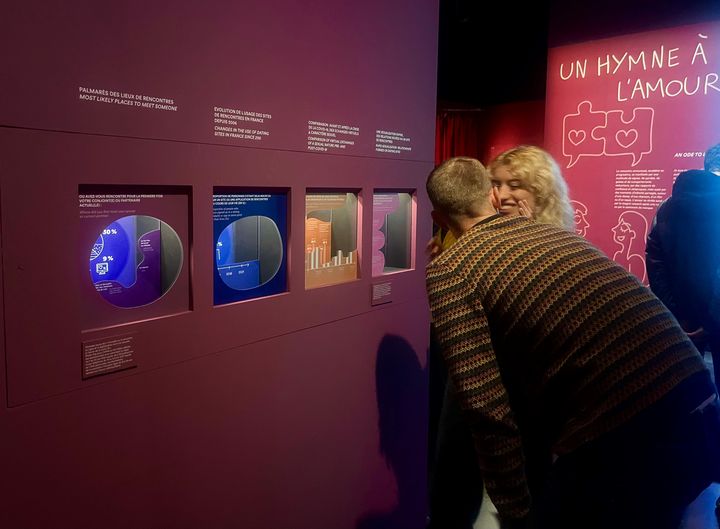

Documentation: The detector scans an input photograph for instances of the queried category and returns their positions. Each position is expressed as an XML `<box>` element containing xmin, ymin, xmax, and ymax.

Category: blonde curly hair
<box><xmin>488</xmin><ymin>145</ymin><xmax>574</xmax><ymax>231</ymax></box>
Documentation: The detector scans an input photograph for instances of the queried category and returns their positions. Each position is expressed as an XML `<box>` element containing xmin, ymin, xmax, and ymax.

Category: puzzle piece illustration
<box><xmin>562</xmin><ymin>101</ymin><xmax>654</xmax><ymax>168</ymax></box>
<box><xmin>598</xmin><ymin>108</ymin><xmax>653</xmax><ymax>166</ymax></box>
<box><xmin>563</xmin><ymin>101</ymin><xmax>606</xmax><ymax>168</ymax></box>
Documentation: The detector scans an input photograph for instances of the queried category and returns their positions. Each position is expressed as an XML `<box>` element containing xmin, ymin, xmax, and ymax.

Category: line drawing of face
<box><xmin>611</xmin><ymin>210</ymin><xmax>648</xmax><ymax>284</ymax></box>
<box><xmin>612</xmin><ymin>217</ymin><xmax>635</xmax><ymax>247</ymax></box>
<box><xmin>571</xmin><ymin>200</ymin><xmax>589</xmax><ymax>237</ymax></box>
<box><xmin>491</xmin><ymin>166</ymin><xmax>536</xmax><ymax>218</ymax></box>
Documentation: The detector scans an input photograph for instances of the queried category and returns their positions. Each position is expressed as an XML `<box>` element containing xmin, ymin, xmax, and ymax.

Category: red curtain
<box><xmin>435</xmin><ymin>101</ymin><xmax>545</xmax><ymax>166</ymax></box>
<box><xmin>435</xmin><ymin>110</ymin><xmax>486</xmax><ymax>165</ymax></box>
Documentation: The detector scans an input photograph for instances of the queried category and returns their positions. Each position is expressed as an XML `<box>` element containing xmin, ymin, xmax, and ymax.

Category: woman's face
<box><xmin>491</xmin><ymin>166</ymin><xmax>536</xmax><ymax>218</ymax></box>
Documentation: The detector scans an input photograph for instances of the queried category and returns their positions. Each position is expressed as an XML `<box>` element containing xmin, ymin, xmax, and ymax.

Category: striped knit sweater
<box><xmin>426</xmin><ymin>214</ymin><xmax>708</xmax><ymax>520</ymax></box>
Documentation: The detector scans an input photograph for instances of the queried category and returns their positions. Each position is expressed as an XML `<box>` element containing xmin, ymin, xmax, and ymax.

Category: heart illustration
<box><xmin>615</xmin><ymin>129</ymin><xmax>638</xmax><ymax>149</ymax></box>
<box><xmin>568</xmin><ymin>129</ymin><xmax>586</xmax><ymax>146</ymax></box>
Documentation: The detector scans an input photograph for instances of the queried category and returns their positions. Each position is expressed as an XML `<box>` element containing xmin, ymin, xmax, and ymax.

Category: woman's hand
<box><xmin>686</xmin><ymin>327</ymin><xmax>705</xmax><ymax>339</ymax></box>
<box><xmin>686</xmin><ymin>326</ymin><xmax>707</xmax><ymax>350</ymax></box>
<box><xmin>518</xmin><ymin>199</ymin><xmax>534</xmax><ymax>219</ymax></box>
<box><xmin>426</xmin><ymin>234</ymin><xmax>443</xmax><ymax>260</ymax></box>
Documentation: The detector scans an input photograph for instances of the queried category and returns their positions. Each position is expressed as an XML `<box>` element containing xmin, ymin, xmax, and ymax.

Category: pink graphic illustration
<box><xmin>567</xmin><ymin>129</ymin><xmax>586</xmax><ymax>146</ymax></box>
<box><xmin>612</xmin><ymin>210</ymin><xmax>648</xmax><ymax>284</ymax></box>
<box><xmin>563</xmin><ymin>101</ymin><xmax>606</xmax><ymax>167</ymax></box>
<box><xmin>563</xmin><ymin>101</ymin><xmax>654</xmax><ymax>168</ymax></box>
<box><xmin>599</xmin><ymin>108</ymin><xmax>653</xmax><ymax>165</ymax></box>
<box><xmin>372</xmin><ymin>194</ymin><xmax>400</xmax><ymax>276</ymax></box>
<box><xmin>571</xmin><ymin>200</ymin><xmax>590</xmax><ymax>237</ymax></box>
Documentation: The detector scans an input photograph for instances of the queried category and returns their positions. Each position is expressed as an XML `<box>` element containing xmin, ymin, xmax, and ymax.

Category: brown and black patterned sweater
<box><xmin>426</xmin><ymin>214</ymin><xmax>708</xmax><ymax>520</ymax></box>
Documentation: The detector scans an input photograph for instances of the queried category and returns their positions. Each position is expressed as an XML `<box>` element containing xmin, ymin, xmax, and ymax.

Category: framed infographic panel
<box><xmin>372</xmin><ymin>191</ymin><xmax>413</xmax><ymax>277</ymax></box>
<box><xmin>79</xmin><ymin>185</ymin><xmax>191</xmax><ymax>329</ymax></box>
<box><xmin>305</xmin><ymin>192</ymin><xmax>359</xmax><ymax>289</ymax></box>
<box><xmin>88</xmin><ymin>214</ymin><xmax>183</xmax><ymax>308</ymax></box>
<box><xmin>213</xmin><ymin>190</ymin><xmax>288</xmax><ymax>305</ymax></box>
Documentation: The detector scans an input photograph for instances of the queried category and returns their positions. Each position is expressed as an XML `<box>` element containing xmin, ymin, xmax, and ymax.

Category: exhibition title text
<box><xmin>558</xmin><ymin>33</ymin><xmax>719</xmax><ymax>102</ymax></box>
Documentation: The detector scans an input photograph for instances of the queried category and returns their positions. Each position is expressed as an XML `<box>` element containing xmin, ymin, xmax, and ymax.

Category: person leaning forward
<box><xmin>425</xmin><ymin>156</ymin><xmax>720</xmax><ymax>529</ymax></box>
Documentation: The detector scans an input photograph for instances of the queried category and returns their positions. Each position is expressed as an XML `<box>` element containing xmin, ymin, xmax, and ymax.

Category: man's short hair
<box><xmin>426</xmin><ymin>157</ymin><xmax>491</xmax><ymax>218</ymax></box>
<box><xmin>705</xmin><ymin>143</ymin><xmax>720</xmax><ymax>173</ymax></box>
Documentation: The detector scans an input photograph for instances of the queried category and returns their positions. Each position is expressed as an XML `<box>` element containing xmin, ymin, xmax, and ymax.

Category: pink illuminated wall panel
<box><xmin>545</xmin><ymin>21</ymin><xmax>720</xmax><ymax>283</ymax></box>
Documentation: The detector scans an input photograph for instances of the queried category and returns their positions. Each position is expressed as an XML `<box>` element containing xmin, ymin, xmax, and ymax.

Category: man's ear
<box><xmin>431</xmin><ymin>209</ymin><xmax>449</xmax><ymax>229</ymax></box>
<box><xmin>490</xmin><ymin>186</ymin><xmax>501</xmax><ymax>210</ymax></box>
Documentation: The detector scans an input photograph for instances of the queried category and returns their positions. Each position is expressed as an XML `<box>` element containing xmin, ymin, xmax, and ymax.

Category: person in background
<box><xmin>646</xmin><ymin>143</ymin><xmax>720</xmax><ymax>386</ymax></box>
<box><xmin>427</xmin><ymin>146</ymin><xmax>574</xmax><ymax>529</ymax></box>
<box><xmin>427</xmin><ymin>156</ymin><xmax>720</xmax><ymax>529</ymax></box>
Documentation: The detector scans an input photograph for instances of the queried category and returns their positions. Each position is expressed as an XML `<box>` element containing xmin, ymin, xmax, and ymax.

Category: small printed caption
<box><xmin>78</xmin><ymin>194</ymin><xmax>164</xmax><ymax>219</ymax></box>
<box><xmin>213</xmin><ymin>106</ymin><xmax>272</xmax><ymax>141</ymax></box>
<box><xmin>371</xmin><ymin>281</ymin><xmax>393</xmax><ymax>306</ymax></box>
<box><xmin>213</xmin><ymin>194</ymin><xmax>271</xmax><ymax>221</ymax></box>
<box><xmin>375</xmin><ymin>130</ymin><xmax>413</xmax><ymax>154</ymax></box>
<box><xmin>307</xmin><ymin>121</ymin><xmax>359</xmax><ymax>152</ymax></box>
<box><xmin>78</xmin><ymin>86</ymin><xmax>177</xmax><ymax>111</ymax></box>
<box><xmin>82</xmin><ymin>335</ymin><xmax>137</xmax><ymax>379</ymax></box>
<box><xmin>614</xmin><ymin>169</ymin><xmax>668</xmax><ymax>210</ymax></box>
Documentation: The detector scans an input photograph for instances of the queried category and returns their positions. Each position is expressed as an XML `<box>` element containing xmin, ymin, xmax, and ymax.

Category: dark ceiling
<box><xmin>436</xmin><ymin>0</ymin><xmax>550</xmax><ymax>108</ymax></box>
<box><xmin>437</xmin><ymin>0</ymin><xmax>720</xmax><ymax>109</ymax></box>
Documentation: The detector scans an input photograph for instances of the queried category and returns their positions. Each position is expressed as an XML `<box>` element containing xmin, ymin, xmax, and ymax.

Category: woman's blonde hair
<box><xmin>488</xmin><ymin>145</ymin><xmax>574</xmax><ymax>230</ymax></box>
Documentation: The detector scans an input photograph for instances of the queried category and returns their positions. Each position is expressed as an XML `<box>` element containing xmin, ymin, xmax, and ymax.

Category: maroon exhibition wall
<box><xmin>0</xmin><ymin>2</ymin><xmax>438</xmax><ymax>528</ymax></box>
<box><xmin>545</xmin><ymin>21</ymin><xmax>720</xmax><ymax>282</ymax></box>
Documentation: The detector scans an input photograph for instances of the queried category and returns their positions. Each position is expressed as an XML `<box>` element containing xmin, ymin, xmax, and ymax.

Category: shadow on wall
<box><xmin>356</xmin><ymin>334</ymin><xmax>429</xmax><ymax>529</ymax></box>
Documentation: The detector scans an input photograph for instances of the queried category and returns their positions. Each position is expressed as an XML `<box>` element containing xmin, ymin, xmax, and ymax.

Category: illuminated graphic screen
<box><xmin>213</xmin><ymin>192</ymin><xmax>287</xmax><ymax>305</ymax></box>
<box><xmin>305</xmin><ymin>192</ymin><xmax>358</xmax><ymax>289</ymax></box>
<box><xmin>372</xmin><ymin>192</ymin><xmax>412</xmax><ymax>276</ymax></box>
<box><xmin>89</xmin><ymin>215</ymin><xmax>183</xmax><ymax>308</ymax></box>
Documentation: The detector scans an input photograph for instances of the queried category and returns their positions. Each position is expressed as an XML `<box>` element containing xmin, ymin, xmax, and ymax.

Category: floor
<box><xmin>474</xmin><ymin>484</ymin><xmax>720</xmax><ymax>529</ymax></box>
